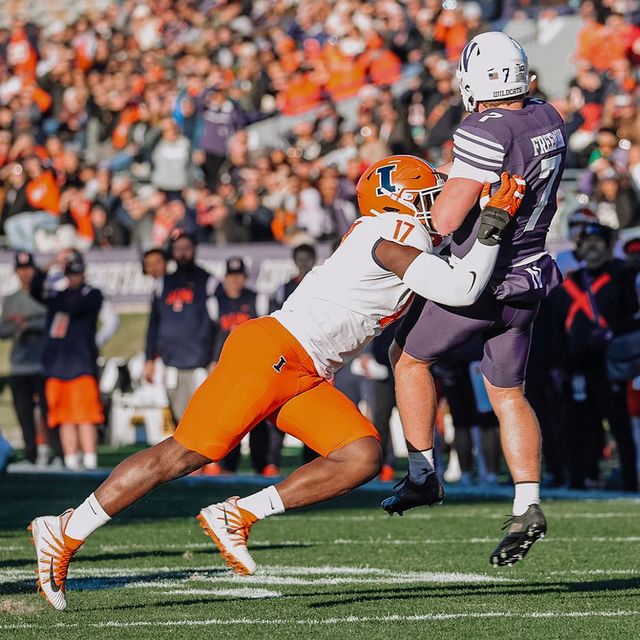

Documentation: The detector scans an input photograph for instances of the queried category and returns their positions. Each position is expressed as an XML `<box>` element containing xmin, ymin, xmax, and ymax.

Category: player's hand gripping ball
<box><xmin>480</xmin><ymin>171</ymin><xmax>526</xmax><ymax>217</ymax></box>
<box><xmin>477</xmin><ymin>172</ymin><xmax>527</xmax><ymax>246</ymax></box>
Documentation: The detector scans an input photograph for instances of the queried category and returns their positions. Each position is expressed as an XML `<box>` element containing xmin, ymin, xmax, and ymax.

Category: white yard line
<box><xmin>0</xmin><ymin>565</ymin><xmax>515</xmax><ymax>584</ymax></box>
<box><xmin>274</xmin><ymin>511</ymin><xmax>640</xmax><ymax>523</ymax></box>
<box><xmin>159</xmin><ymin>588</ymin><xmax>282</xmax><ymax>598</ymax></box>
<box><xmin>4</xmin><ymin>562</ymin><xmax>637</xmax><ymax>584</ymax></box>
<box><xmin>1</xmin><ymin>610</ymin><xmax>640</xmax><ymax>630</ymax></box>
<box><xmin>548</xmin><ymin>569</ymin><xmax>640</xmax><ymax>576</ymax></box>
<box><xmin>4</xmin><ymin>535</ymin><xmax>640</xmax><ymax>556</ymax></box>
<box><xmin>125</xmin><ymin>569</ymin><xmax>514</xmax><ymax>589</ymax></box>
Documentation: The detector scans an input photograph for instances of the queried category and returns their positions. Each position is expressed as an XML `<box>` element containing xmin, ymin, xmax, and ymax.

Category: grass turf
<box><xmin>1</xmin><ymin>474</ymin><xmax>640</xmax><ymax>639</ymax></box>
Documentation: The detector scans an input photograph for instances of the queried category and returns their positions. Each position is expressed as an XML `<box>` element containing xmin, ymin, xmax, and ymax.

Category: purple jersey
<box><xmin>449</xmin><ymin>99</ymin><xmax>566</xmax><ymax>289</ymax></box>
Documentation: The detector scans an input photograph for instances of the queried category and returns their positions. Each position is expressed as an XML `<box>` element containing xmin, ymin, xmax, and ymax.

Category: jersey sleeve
<box><xmin>450</xmin><ymin>116</ymin><xmax>506</xmax><ymax>184</ymax></box>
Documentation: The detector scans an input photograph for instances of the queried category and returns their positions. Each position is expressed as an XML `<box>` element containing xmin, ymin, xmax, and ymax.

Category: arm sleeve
<box><xmin>401</xmin><ymin>240</ymin><xmax>499</xmax><ymax>307</ymax></box>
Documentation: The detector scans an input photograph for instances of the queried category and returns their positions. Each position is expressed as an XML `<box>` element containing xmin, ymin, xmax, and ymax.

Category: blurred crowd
<box><xmin>0</xmin><ymin>0</ymin><xmax>639</xmax><ymax>254</ymax></box>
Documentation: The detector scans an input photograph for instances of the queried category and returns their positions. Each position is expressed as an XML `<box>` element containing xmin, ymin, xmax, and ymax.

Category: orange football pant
<box><xmin>174</xmin><ymin>317</ymin><xmax>379</xmax><ymax>460</ymax></box>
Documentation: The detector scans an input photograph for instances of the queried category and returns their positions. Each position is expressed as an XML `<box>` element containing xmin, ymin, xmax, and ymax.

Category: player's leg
<box><xmin>392</xmin><ymin>347</ymin><xmax>438</xmax><ymax>453</ymax></box>
<box><xmin>273</xmin><ymin>383</ymin><xmax>382</xmax><ymax>506</ymax></box>
<box><xmin>480</xmin><ymin>304</ymin><xmax>547</xmax><ymax>566</ymax></box>
<box><xmin>383</xmin><ymin>299</ymin><xmax>493</xmax><ymax>514</ymax></box>
<box><xmin>28</xmin><ymin>436</ymin><xmax>208</xmax><ymax>610</ymax></box>
<box><xmin>29</xmin><ymin>317</ymin><xmax>304</xmax><ymax>609</ymax></box>
<box><xmin>484</xmin><ymin>380</ymin><xmax>541</xmax><ymax>485</ymax></box>
<box><xmin>94</xmin><ymin>437</ymin><xmax>208</xmax><ymax>514</ymax></box>
<box><xmin>199</xmin><ymin>382</ymin><xmax>382</xmax><ymax>575</ymax></box>
<box><xmin>388</xmin><ymin>297</ymin><xmax>436</xmax><ymax>454</ymax></box>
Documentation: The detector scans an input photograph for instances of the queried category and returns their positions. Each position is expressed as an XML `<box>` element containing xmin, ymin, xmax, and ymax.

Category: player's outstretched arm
<box><xmin>375</xmin><ymin>172</ymin><xmax>525</xmax><ymax>307</ymax></box>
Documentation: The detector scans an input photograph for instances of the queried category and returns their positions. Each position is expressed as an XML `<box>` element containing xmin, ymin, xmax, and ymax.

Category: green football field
<box><xmin>1</xmin><ymin>473</ymin><xmax>639</xmax><ymax>640</ymax></box>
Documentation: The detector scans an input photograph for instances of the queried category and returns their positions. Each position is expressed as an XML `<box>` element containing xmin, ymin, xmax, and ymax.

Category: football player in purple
<box><xmin>383</xmin><ymin>32</ymin><xmax>566</xmax><ymax>567</ymax></box>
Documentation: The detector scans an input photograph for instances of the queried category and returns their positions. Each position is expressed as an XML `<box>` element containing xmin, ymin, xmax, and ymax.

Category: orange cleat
<box><xmin>197</xmin><ymin>497</ymin><xmax>257</xmax><ymax>575</ymax></box>
<box><xmin>28</xmin><ymin>510</ymin><xmax>84</xmax><ymax>610</ymax></box>
<box><xmin>379</xmin><ymin>464</ymin><xmax>395</xmax><ymax>483</ymax></box>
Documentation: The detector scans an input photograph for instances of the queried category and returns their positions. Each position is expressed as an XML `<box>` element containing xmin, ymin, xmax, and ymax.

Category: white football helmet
<box><xmin>456</xmin><ymin>32</ymin><xmax>529</xmax><ymax>112</ymax></box>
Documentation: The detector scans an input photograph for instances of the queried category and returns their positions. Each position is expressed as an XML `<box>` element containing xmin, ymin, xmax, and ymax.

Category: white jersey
<box><xmin>272</xmin><ymin>214</ymin><xmax>433</xmax><ymax>378</ymax></box>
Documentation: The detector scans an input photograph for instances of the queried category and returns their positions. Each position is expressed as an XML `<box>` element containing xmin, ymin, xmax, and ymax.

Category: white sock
<box><xmin>237</xmin><ymin>486</ymin><xmax>285</xmax><ymax>520</ymax></box>
<box><xmin>83</xmin><ymin>452</ymin><xmax>97</xmax><ymax>470</ymax></box>
<box><xmin>512</xmin><ymin>482</ymin><xmax>540</xmax><ymax>516</ymax></box>
<box><xmin>408</xmin><ymin>449</ymin><xmax>435</xmax><ymax>485</ymax></box>
<box><xmin>64</xmin><ymin>453</ymin><xmax>82</xmax><ymax>471</ymax></box>
<box><xmin>64</xmin><ymin>493</ymin><xmax>111</xmax><ymax>541</ymax></box>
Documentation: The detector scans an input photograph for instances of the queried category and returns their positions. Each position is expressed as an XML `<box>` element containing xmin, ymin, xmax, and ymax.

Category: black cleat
<box><xmin>381</xmin><ymin>473</ymin><xmax>445</xmax><ymax>515</ymax></box>
<box><xmin>490</xmin><ymin>504</ymin><xmax>547</xmax><ymax>567</ymax></box>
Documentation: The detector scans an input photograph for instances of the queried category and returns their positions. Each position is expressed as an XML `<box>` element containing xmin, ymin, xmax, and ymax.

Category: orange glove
<box><xmin>479</xmin><ymin>171</ymin><xmax>526</xmax><ymax>218</ymax></box>
<box><xmin>477</xmin><ymin>172</ymin><xmax>527</xmax><ymax>246</ymax></box>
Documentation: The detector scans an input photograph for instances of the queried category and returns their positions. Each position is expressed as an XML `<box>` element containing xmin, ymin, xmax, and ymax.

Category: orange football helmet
<box><xmin>356</xmin><ymin>155</ymin><xmax>445</xmax><ymax>230</ymax></box>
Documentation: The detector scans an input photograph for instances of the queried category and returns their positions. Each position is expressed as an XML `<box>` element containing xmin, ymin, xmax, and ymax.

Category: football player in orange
<box><xmin>29</xmin><ymin>156</ymin><xmax>525</xmax><ymax>609</ymax></box>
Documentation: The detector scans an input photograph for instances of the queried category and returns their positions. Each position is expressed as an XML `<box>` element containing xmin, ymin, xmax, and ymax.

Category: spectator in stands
<box><xmin>205</xmin><ymin>257</ymin><xmax>269</xmax><ymax>476</ymax></box>
<box><xmin>196</xmin><ymin>88</ymin><xmax>250</xmax><ymax>189</ymax></box>
<box><xmin>31</xmin><ymin>250</ymin><xmax>104</xmax><ymax>471</ymax></box>
<box><xmin>300</xmin><ymin>170</ymin><xmax>356</xmax><ymax>241</ymax></box>
<box><xmin>144</xmin><ymin>231</ymin><xmax>217</xmax><ymax>425</ymax></box>
<box><xmin>151</xmin><ymin>119</ymin><xmax>192</xmax><ymax>200</ymax></box>
<box><xmin>234</xmin><ymin>187</ymin><xmax>275</xmax><ymax>242</ymax></box>
<box><xmin>0</xmin><ymin>162</ymin><xmax>29</xmax><ymax>237</ymax></box>
<box><xmin>555</xmin><ymin>206</ymin><xmax>598</xmax><ymax>277</ymax></box>
<box><xmin>269</xmin><ymin>244</ymin><xmax>317</xmax><ymax>312</ymax></box>
<box><xmin>4</xmin><ymin>156</ymin><xmax>60</xmax><ymax>252</ymax></box>
<box><xmin>91</xmin><ymin>203</ymin><xmax>128</xmax><ymax>248</ymax></box>
<box><xmin>6</xmin><ymin>0</ymin><xmax>636</xmax><ymax>256</ymax></box>
<box><xmin>141</xmin><ymin>247</ymin><xmax>168</xmax><ymax>283</ymax></box>
<box><xmin>593</xmin><ymin>169</ymin><xmax>640</xmax><ymax>229</ymax></box>
<box><xmin>0</xmin><ymin>252</ymin><xmax>60</xmax><ymax>467</ymax></box>
<box><xmin>553</xmin><ymin>223</ymin><xmax>639</xmax><ymax>491</ymax></box>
